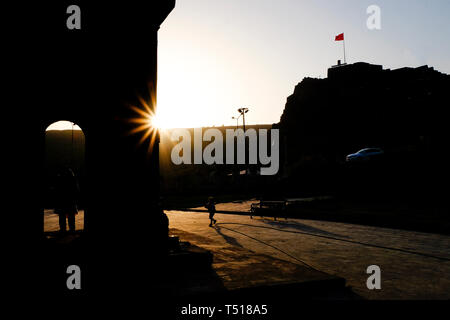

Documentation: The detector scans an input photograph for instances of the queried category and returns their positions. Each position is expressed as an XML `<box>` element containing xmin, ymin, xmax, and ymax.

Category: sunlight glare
<box><xmin>128</xmin><ymin>91</ymin><xmax>161</xmax><ymax>154</ymax></box>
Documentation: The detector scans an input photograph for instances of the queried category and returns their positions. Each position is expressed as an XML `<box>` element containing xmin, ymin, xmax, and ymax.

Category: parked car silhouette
<box><xmin>346</xmin><ymin>148</ymin><xmax>384</xmax><ymax>162</ymax></box>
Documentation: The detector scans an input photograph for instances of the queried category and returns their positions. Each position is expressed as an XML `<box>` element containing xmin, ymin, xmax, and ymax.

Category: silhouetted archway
<box><xmin>44</xmin><ymin>121</ymin><xmax>86</xmax><ymax>233</ymax></box>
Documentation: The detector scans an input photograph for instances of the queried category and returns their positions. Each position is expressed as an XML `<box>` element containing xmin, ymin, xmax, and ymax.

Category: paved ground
<box><xmin>43</xmin><ymin>207</ymin><xmax>450</xmax><ymax>299</ymax></box>
<box><xmin>44</xmin><ymin>209</ymin><xmax>84</xmax><ymax>232</ymax></box>
<box><xmin>167</xmin><ymin>210</ymin><xmax>450</xmax><ymax>300</ymax></box>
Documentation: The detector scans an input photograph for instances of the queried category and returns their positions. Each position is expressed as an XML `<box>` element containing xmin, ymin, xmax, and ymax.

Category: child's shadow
<box><xmin>213</xmin><ymin>225</ymin><xmax>243</xmax><ymax>248</ymax></box>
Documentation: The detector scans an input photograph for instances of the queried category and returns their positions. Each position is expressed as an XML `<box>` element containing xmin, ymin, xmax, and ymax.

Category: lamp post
<box><xmin>232</xmin><ymin>115</ymin><xmax>241</xmax><ymax>129</ymax></box>
<box><xmin>71</xmin><ymin>121</ymin><xmax>75</xmax><ymax>166</ymax></box>
<box><xmin>237</xmin><ymin>108</ymin><xmax>249</xmax><ymax>132</ymax></box>
<box><xmin>237</xmin><ymin>108</ymin><xmax>249</xmax><ymax>177</ymax></box>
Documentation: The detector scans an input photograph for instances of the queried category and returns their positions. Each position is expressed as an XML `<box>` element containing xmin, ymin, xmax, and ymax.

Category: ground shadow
<box><xmin>258</xmin><ymin>218</ymin><xmax>349</xmax><ymax>238</ymax></box>
<box><xmin>213</xmin><ymin>225</ymin><xmax>244</xmax><ymax>248</ymax></box>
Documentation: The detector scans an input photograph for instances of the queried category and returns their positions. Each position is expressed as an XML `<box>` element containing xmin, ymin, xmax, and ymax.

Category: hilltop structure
<box><xmin>281</xmin><ymin>62</ymin><xmax>449</xmax><ymax>157</ymax></box>
<box><xmin>278</xmin><ymin>62</ymin><xmax>449</xmax><ymax>197</ymax></box>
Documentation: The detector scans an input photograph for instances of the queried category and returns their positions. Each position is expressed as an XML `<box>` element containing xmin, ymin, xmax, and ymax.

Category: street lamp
<box><xmin>237</xmin><ymin>107</ymin><xmax>249</xmax><ymax>132</ymax></box>
<box><xmin>231</xmin><ymin>115</ymin><xmax>241</xmax><ymax>129</ymax></box>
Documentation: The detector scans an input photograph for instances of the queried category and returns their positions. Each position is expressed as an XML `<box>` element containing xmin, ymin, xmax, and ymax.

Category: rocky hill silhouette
<box><xmin>278</xmin><ymin>62</ymin><xmax>450</xmax><ymax>201</ymax></box>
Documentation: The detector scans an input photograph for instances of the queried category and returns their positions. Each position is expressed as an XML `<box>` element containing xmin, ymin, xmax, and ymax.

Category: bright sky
<box><xmin>156</xmin><ymin>0</ymin><xmax>450</xmax><ymax>128</ymax></box>
<box><xmin>46</xmin><ymin>121</ymin><xmax>82</xmax><ymax>131</ymax></box>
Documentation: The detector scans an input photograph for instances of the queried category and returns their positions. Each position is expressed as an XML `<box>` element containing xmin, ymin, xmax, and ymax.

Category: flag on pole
<box><xmin>335</xmin><ymin>33</ymin><xmax>344</xmax><ymax>41</ymax></box>
<box><xmin>335</xmin><ymin>33</ymin><xmax>346</xmax><ymax>63</ymax></box>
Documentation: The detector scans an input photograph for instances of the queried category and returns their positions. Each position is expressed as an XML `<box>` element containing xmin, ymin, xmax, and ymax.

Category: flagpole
<box><xmin>343</xmin><ymin>38</ymin><xmax>346</xmax><ymax>64</ymax></box>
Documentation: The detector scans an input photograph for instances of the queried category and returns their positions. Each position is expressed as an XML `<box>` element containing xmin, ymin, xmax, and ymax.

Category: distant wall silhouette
<box><xmin>159</xmin><ymin>125</ymin><xmax>276</xmax><ymax>196</ymax></box>
<box><xmin>44</xmin><ymin>129</ymin><xmax>86</xmax><ymax>208</ymax></box>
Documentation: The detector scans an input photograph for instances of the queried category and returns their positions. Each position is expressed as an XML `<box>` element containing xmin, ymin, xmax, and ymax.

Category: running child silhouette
<box><xmin>205</xmin><ymin>196</ymin><xmax>217</xmax><ymax>227</ymax></box>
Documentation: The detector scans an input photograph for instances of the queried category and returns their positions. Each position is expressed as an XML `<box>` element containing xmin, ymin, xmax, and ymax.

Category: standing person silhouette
<box><xmin>54</xmin><ymin>167</ymin><xmax>79</xmax><ymax>233</ymax></box>
<box><xmin>206</xmin><ymin>196</ymin><xmax>217</xmax><ymax>227</ymax></box>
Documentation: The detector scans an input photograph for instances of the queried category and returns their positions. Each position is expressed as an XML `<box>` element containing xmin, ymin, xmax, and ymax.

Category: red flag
<box><xmin>335</xmin><ymin>33</ymin><xmax>344</xmax><ymax>41</ymax></box>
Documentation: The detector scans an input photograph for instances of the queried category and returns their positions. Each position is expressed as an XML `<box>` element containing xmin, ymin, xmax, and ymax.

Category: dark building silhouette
<box><xmin>8</xmin><ymin>1</ymin><xmax>176</xmax><ymax>295</ymax></box>
<box><xmin>278</xmin><ymin>62</ymin><xmax>450</xmax><ymax>199</ymax></box>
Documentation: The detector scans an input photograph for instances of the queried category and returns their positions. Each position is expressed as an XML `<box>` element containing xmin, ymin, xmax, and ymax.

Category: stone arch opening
<box><xmin>44</xmin><ymin>120</ymin><xmax>86</xmax><ymax>233</ymax></box>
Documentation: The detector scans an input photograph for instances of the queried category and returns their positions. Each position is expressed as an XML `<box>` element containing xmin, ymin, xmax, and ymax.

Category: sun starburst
<box><xmin>127</xmin><ymin>84</ymin><xmax>160</xmax><ymax>154</ymax></box>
